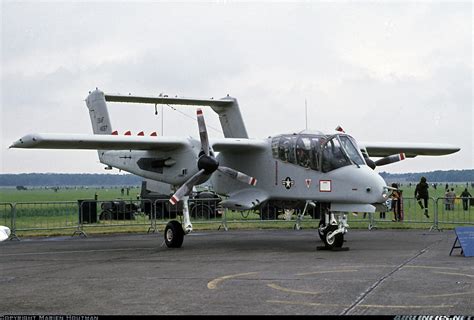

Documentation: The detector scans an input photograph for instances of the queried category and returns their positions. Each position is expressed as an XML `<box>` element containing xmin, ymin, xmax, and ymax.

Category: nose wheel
<box><xmin>318</xmin><ymin>212</ymin><xmax>348</xmax><ymax>251</ymax></box>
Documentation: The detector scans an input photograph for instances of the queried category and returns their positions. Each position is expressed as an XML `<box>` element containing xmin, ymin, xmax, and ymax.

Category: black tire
<box><xmin>191</xmin><ymin>204</ymin><xmax>213</xmax><ymax>219</ymax></box>
<box><xmin>100</xmin><ymin>210</ymin><xmax>113</xmax><ymax>221</ymax></box>
<box><xmin>318</xmin><ymin>219</ymin><xmax>325</xmax><ymax>242</ymax></box>
<box><xmin>322</xmin><ymin>224</ymin><xmax>344</xmax><ymax>249</ymax></box>
<box><xmin>164</xmin><ymin>220</ymin><xmax>185</xmax><ymax>248</ymax></box>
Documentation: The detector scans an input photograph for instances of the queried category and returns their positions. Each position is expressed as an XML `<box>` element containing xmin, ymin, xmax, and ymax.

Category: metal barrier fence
<box><xmin>436</xmin><ymin>197</ymin><xmax>473</xmax><ymax>228</ymax></box>
<box><xmin>75</xmin><ymin>199</ymin><xmax>155</xmax><ymax>236</ymax></box>
<box><xmin>370</xmin><ymin>197</ymin><xmax>438</xmax><ymax>230</ymax></box>
<box><xmin>1</xmin><ymin>196</ymin><xmax>473</xmax><ymax>240</ymax></box>
<box><xmin>152</xmin><ymin>198</ymin><xmax>226</xmax><ymax>230</ymax></box>
<box><xmin>0</xmin><ymin>202</ymin><xmax>15</xmax><ymax>238</ymax></box>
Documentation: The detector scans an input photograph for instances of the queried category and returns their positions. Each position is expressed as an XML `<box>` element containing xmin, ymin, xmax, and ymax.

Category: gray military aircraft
<box><xmin>11</xmin><ymin>89</ymin><xmax>460</xmax><ymax>249</ymax></box>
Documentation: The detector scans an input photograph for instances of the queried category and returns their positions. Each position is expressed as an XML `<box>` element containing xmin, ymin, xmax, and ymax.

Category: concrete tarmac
<box><xmin>0</xmin><ymin>228</ymin><xmax>472</xmax><ymax>315</ymax></box>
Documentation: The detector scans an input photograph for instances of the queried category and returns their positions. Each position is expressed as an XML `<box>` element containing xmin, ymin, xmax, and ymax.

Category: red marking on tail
<box><xmin>111</xmin><ymin>130</ymin><xmax>118</xmax><ymax>135</ymax></box>
<box><xmin>138</xmin><ymin>131</ymin><xmax>144</xmax><ymax>136</ymax></box>
<box><xmin>150</xmin><ymin>132</ymin><xmax>157</xmax><ymax>136</ymax></box>
<box><xmin>124</xmin><ymin>131</ymin><xmax>131</xmax><ymax>136</ymax></box>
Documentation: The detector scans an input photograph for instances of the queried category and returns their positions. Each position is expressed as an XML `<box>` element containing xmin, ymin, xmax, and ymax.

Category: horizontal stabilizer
<box><xmin>105</xmin><ymin>93</ymin><xmax>249</xmax><ymax>139</ymax></box>
<box><xmin>105</xmin><ymin>94</ymin><xmax>233</xmax><ymax>108</ymax></box>
<box><xmin>10</xmin><ymin>133</ymin><xmax>191</xmax><ymax>151</ymax></box>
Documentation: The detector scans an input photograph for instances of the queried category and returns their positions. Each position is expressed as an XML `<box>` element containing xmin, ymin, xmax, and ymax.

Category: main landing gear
<box><xmin>318</xmin><ymin>210</ymin><xmax>349</xmax><ymax>251</ymax></box>
<box><xmin>163</xmin><ymin>195</ymin><xmax>193</xmax><ymax>248</ymax></box>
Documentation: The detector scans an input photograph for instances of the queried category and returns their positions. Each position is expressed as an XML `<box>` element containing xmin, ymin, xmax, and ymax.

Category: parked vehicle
<box><xmin>100</xmin><ymin>200</ymin><xmax>137</xmax><ymax>220</ymax></box>
<box><xmin>139</xmin><ymin>180</ymin><xmax>222</xmax><ymax>219</ymax></box>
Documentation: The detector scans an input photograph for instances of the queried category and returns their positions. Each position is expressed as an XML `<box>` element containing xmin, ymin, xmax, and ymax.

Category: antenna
<box><xmin>305</xmin><ymin>99</ymin><xmax>308</xmax><ymax>130</ymax></box>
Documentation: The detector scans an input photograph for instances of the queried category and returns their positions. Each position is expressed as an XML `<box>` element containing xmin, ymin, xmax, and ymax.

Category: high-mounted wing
<box><xmin>10</xmin><ymin>133</ymin><xmax>191</xmax><ymax>151</ymax></box>
<box><xmin>359</xmin><ymin>142</ymin><xmax>460</xmax><ymax>158</ymax></box>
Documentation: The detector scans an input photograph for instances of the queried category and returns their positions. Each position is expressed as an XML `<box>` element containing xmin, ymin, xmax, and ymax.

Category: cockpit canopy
<box><xmin>271</xmin><ymin>132</ymin><xmax>366</xmax><ymax>172</ymax></box>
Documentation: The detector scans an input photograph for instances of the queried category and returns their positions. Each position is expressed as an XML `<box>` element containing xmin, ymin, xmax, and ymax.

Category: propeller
<box><xmin>169</xmin><ymin>109</ymin><xmax>257</xmax><ymax>205</ymax></box>
<box><xmin>364</xmin><ymin>152</ymin><xmax>406</xmax><ymax>170</ymax></box>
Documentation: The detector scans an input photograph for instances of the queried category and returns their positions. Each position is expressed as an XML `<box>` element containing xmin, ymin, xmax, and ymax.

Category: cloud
<box><xmin>1</xmin><ymin>1</ymin><xmax>472</xmax><ymax>173</ymax></box>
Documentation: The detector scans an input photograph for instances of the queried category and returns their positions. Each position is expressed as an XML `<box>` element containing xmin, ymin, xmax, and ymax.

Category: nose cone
<box><xmin>334</xmin><ymin>165</ymin><xmax>388</xmax><ymax>204</ymax></box>
<box><xmin>367</xmin><ymin>169</ymin><xmax>390</xmax><ymax>203</ymax></box>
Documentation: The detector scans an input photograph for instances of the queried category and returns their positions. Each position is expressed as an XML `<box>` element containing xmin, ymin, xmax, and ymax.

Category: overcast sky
<box><xmin>1</xmin><ymin>1</ymin><xmax>472</xmax><ymax>175</ymax></box>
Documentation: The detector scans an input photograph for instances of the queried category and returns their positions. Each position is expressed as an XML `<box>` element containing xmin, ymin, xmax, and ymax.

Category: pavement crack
<box><xmin>340</xmin><ymin>238</ymin><xmax>443</xmax><ymax>315</ymax></box>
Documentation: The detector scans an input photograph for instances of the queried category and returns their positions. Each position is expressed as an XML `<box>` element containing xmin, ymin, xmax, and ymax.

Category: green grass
<box><xmin>0</xmin><ymin>186</ymin><xmax>139</xmax><ymax>203</ymax></box>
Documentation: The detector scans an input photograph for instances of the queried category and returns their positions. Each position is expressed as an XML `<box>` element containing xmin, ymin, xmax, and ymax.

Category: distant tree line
<box><xmin>379</xmin><ymin>169</ymin><xmax>474</xmax><ymax>183</ymax></box>
<box><xmin>0</xmin><ymin>173</ymin><xmax>142</xmax><ymax>187</ymax></box>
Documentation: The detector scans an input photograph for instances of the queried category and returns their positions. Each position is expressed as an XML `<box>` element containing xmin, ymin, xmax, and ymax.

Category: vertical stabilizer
<box><xmin>85</xmin><ymin>89</ymin><xmax>112</xmax><ymax>164</ymax></box>
<box><xmin>210</xmin><ymin>97</ymin><xmax>248</xmax><ymax>139</ymax></box>
<box><xmin>85</xmin><ymin>89</ymin><xmax>112</xmax><ymax>135</ymax></box>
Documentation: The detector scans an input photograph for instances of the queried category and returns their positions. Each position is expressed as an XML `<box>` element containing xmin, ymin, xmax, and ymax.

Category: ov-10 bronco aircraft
<box><xmin>11</xmin><ymin>89</ymin><xmax>460</xmax><ymax>249</ymax></box>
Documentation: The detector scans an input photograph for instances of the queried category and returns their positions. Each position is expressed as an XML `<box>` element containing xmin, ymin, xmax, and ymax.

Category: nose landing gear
<box><xmin>318</xmin><ymin>211</ymin><xmax>349</xmax><ymax>251</ymax></box>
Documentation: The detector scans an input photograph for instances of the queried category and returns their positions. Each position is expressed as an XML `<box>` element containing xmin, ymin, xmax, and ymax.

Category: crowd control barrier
<box><xmin>0</xmin><ymin>196</ymin><xmax>472</xmax><ymax>239</ymax></box>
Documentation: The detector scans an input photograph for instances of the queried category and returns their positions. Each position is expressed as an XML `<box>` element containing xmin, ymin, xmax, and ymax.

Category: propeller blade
<box><xmin>169</xmin><ymin>169</ymin><xmax>208</xmax><ymax>205</ymax></box>
<box><xmin>197</xmin><ymin>108</ymin><xmax>210</xmax><ymax>156</ymax></box>
<box><xmin>362</xmin><ymin>153</ymin><xmax>376</xmax><ymax>170</ymax></box>
<box><xmin>217</xmin><ymin>166</ymin><xmax>257</xmax><ymax>186</ymax></box>
<box><xmin>374</xmin><ymin>153</ymin><xmax>406</xmax><ymax>167</ymax></box>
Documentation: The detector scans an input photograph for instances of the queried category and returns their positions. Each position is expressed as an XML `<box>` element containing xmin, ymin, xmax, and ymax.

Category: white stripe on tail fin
<box><xmin>85</xmin><ymin>89</ymin><xmax>112</xmax><ymax>135</ymax></box>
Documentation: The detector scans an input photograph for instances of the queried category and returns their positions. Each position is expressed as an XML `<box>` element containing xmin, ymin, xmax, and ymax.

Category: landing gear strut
<box><xmin>318</xmin><ymin>210</ymin><xmax>349</xmax><ymax>250</ymax></box>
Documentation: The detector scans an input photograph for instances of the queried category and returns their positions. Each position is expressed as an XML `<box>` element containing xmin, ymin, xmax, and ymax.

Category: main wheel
<box><xmin>322</xmin><ymin>224</ymin><xmax>344</xmax><ymax>249</ymax></box>
<box><xmin>164</xmin><ymin>220</ymin><xmax>185</xmax><ymax>248</ymax></box>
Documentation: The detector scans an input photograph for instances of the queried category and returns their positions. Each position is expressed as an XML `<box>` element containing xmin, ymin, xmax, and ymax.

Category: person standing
<box><xmin>447</xmin><ymin>188</ymin><xmax>456</xmax><ymax>210</ymax></box>
<box><xmin>415</xmin><ymin>177</ymin><xmax>430</xmax><ymax>218</ymax></box>
<box><xmin>391</xmin><ymin>183</ymin><xmax>402</xmax><ymax>222</ymax></box>
<box><xmin>461</xmin><ymin>188</ymin><xmax>472</xmax><ymax>211</ymax></box>
<box><xmin>444</xmin><ymin>188</ymin><xmax>451</xmax><ymax>211</ymax></box>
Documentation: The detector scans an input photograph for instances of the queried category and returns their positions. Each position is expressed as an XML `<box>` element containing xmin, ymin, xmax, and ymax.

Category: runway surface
<box><xmin>0</xmin><ymin>228</ymin><xmax>472</xmax><ymax>315</ymax></box>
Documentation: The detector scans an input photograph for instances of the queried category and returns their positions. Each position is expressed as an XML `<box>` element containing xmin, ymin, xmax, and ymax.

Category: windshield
<box><xmin>272</xmin><ymin>133</ymin><xmax>364</xmax><ymax>172</ymax></box>
<box><xmin>339</xmin><ymin>135</ymin><xmax>365</xmax><ymax>166</ymax></box>
<box><xmin>321</xmin><ymin>136</ymin><xmax>351</xmax><ymax>172</ymax></box>
<box><xmin>321</xmin><ymin>135</ymin><xmax>365</xmax><ymax>172</ymax></box>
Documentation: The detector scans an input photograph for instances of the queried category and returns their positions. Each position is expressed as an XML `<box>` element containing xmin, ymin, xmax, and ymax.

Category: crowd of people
<box><xmin>385</xmin><ymin>178</ymin><xmax>473</xmax><ymax>223</ymax></box>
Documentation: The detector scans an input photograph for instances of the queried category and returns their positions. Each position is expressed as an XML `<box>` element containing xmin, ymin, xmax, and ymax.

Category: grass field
<box><xmin>0</xmin><ymin>186</ymin><xmax>140</xmax><ymax>203</ymax></box>
<box><xmin>0</xmin><ymin>183</ymin><xmax>472</xmax><ymax>238</ymax></box>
